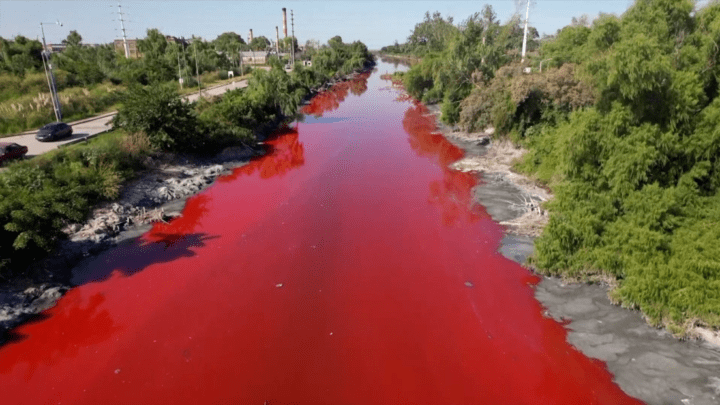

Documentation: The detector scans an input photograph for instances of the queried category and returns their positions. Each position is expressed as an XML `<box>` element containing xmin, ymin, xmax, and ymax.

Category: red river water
<box><xmin>0</xmin><ymin>62</ymin><xmax>643</xmax><ymax>404</ymax></box>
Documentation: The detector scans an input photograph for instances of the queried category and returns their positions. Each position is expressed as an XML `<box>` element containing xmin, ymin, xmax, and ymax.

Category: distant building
<box><xmin>114</xmin><ymin>38</ymin><xmax>140</xmax><ymax>58</ymax></box>
<box><xmin>44</xmin><ymin>43</ymin><xmax>66</xmax><ymax>53</ymax></box>
<box><xmin>165</xmin><ymin>35</ymin><xmax>187</xmax><ymax>46</ymax></box>
<box><xmin>241</xmin><ymin>51</ymin><xmax>269</xmax><ymax>65</ymax></box>
<box><xmin>44</xmin><ymin>43</ymin><xmax>103</xmax><ymax>53</ymax></box>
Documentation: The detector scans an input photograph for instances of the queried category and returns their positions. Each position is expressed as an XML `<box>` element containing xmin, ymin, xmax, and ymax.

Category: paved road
<box><xmin>2</xmin><ymin>79</ymin><xmax>248</xmax><ymax>158</ymax></box>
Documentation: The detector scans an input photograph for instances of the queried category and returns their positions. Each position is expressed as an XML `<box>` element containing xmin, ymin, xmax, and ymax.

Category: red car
<box><xmin>0</xmin><ymin>142</ymin><xmax>28</xmax><ymax>165</ymax></box>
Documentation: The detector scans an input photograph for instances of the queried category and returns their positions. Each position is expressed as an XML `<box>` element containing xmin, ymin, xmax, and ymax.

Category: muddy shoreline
<box><xmin>431</xmin><ymin>108</ymin><xmax>720</xmax><ymax>405</ymax></box>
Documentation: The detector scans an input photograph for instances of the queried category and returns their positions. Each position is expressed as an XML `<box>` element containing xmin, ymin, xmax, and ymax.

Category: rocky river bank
<box><xmin>0</xmin><ymin>145</ymin><xmax>260</xmax><ymax>342</ymax></box>
<box><xmin>432</xmin><ymin>109</ymin><xmax>720</xmax><ymax>405</ymax></box>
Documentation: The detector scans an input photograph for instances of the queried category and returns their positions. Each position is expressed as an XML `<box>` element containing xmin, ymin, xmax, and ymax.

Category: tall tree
<box><xmin>249</xmin><ymin>36</ymin><xmax>270</xmax><ymax>51</ymax></box>
<box><xmin>62</xmin><ymin>30</ymin><xmax>82</xmax><ymax>47</ymax></box>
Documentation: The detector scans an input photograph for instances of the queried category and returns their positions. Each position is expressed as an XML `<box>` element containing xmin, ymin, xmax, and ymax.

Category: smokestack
<box><xmin>249</xmin><ymin>29</ymin><xmax>253</xmax><ymax>43</ymax></box>
<box><xmin>282</xmin><ymin>8</ymin><xmax>288</xmax><ymax>38</ymax></box>
<box><xmin>276</xmin><ymin>26</ymin><xmax>280</xmax><ymax>55</ymax></box>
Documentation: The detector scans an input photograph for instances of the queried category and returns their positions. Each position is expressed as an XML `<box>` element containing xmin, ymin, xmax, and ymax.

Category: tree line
<box><xmin>0</xmin><ymin>29</ymin><xmax>304</xmax><ymax>86</ymax></box>
<box><xmin>389</xmin><ymin>0</ymin><xmax>720</xmax><ymax>335</ymax></box>
<box><xmin>0</xmin><ymin>28</ymin><xmax>313</xmax><ymax>135</ymax></box>
<box><xmin>0</xmin><ymin>35</ymin><xmax>374</xmax><ymax>279</ymax></box>
<box><xmin>383</xmin><ymin>7</ymin><xmax>540</xmax><ymax>125</ymax></box>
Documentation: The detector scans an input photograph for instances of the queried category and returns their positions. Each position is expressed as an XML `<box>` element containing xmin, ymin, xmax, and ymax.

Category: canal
<box><xmin>0</xmin><ymin>61</ymin><xmax>641</xmax><ymax>404</ymax></box>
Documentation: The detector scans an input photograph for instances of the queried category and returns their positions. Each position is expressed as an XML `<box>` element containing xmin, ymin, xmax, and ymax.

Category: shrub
<box><xmin>112</xmin><ymin>83</ymin><xmax>201</xmax><ymax>152</ymax></box>
<box><xmin>0</xmin><ymin>130</ymin><xmax>148</xmax><ymax>277</ymax></box>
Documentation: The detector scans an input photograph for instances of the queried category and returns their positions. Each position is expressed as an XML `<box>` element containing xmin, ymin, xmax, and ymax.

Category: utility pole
<box><xmin>194</xmin><ymin>39</ymin><xmax>201</xmax><ymax>96</ymax></box>
<box><xmin>40</xmin><ymin>21</ymin><xmax>62</xmax><ymax>121</ymax></box>
<box><xmin>117</xmin><ymin>2</ymin><xmax>130</xmax><ymax>58</ymax></box>
<box><xmin>290</xmin><ymin>10</ymin><xmax>295</xmax><ymax>67</ymax></box>
<box><xmin>177</xmin><ymin>43</ymin><xmax>183</xmax><ymax>89</ymax></box>
<box><xmin>521</xmin><ymin>0</ymin><xmax>530</xmax><ymax>63</ymax></box>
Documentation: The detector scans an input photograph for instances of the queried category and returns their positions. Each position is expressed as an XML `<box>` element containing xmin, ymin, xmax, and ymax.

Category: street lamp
<box><xmin>40</xmin><ymin>20</ymin><xmax>63</xmax><ymax>121</ymax></box>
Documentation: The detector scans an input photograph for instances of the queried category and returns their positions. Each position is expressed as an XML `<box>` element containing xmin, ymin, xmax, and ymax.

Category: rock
<box><xmin>203</xmin><ymin>165</ymin><xmax>223</xmax><ymax>177</ymax></box>
<box><xmin>217</xmin><ymin>146</ymin><xmax>255</xmax><ymax>161</ymax></box>
<box><xmin>477</xmin><ymin>137</ymin><xmax>490</xmax><ymax>146</ymax></box>
<box><xmin>156</xmin><ymin>186</ymin><xmax>173</xmax><ymax>201</ymax></box>
<box><xmin>23</xmin><ymin>286</ymin><xmax>41</xmax><ymax>298</ymax></box>
<box><xmin>30</xmin><ymin>287</ymin><xmax>63</xmax><ymax>312</ymax></box>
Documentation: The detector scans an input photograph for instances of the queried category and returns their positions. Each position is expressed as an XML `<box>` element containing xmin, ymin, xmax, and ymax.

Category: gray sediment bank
<box><xmin>439</xmin><ymin>119</ymin><xmax>720</xmax><ymax>405</ymax></box>
<box><xmin>0</xmin><ymin>148</ymin><xmax>258</xmax><ymax>341</ymax></box>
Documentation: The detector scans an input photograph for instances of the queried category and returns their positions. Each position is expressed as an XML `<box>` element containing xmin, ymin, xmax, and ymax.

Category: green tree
<box><xmin>408</xmin><ymin>11</ymin><xmax>458</xmax><ymax>54</ymax></box>
<box><xmin>112</xmin><ymin>83</ymin><xmax>200</xmax><ymax>152</ymax></box>
<box><xmin>136</xmin><ymin>29</ymin><xmax>175</xmax><ymax>83</ymax></box>
<box><xmin>281</xmin><ymin>36</ymin><xmax>298</xmax><ymax>53</ymax></box>
<box><xmin>0</xmin><ymin>35</ymin><xmax>43</xmax><ymax>75</ymax></box>
<box><xmin>213</xmin><ymin>32</ymin><xmax>245</xmax><ymax>67</ymax></box>
<box><xmin>62</xmin><ymin>30</ymin><xmax>83</xmax><ymax>47</ymax></box>
<box><xmin>249</xmin><ymin>36</ymin><xmax>271</xmax><ymax>51</ymax></box>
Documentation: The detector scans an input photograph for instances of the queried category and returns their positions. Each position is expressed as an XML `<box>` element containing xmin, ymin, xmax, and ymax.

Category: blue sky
<box><xmin>1</xmin><ymin>1</ymin><xmax>637</xmax><ymax>49</ymax></box>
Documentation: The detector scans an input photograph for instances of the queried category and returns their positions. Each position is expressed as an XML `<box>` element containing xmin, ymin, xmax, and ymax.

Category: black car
<box><xmin>36</xmin><ymin>122</ymin><xmax>73</xmax><ymax>142</ymax></box>
<box><xmin>0</xmin><ymin>142</ymin><xmax>28</xmax><ymax>164</ymax></box>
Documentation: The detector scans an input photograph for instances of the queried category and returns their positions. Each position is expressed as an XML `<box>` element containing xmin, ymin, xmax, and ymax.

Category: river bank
<box><xmin>424</xmin><ymin>101</ymin><xmax>720</xmax><ymax>405</ymax></box>
<box><xmin>0</xmin><ymin>147</ymin><xmax>258</xmax><ymax>341</ymax></box>
<box><xmin>0</xmin><ymin>67</ymin><xmax>375</xmax><ymax>344</ymax></box>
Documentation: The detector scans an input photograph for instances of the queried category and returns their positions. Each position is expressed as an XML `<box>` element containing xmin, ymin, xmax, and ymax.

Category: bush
<box><xmin>112</xmin><ymin>83</ymin><xmax>201</xmax><ymax>152</ymax></box>
<box><xmin>0</xmin><ymin>130</ymin><xmax>148</xmax><ymax>276</ymax></box>
<box><xmin>458</xmin><ymin>64</ymin><xmax>594</xmax><ymax>136</ymax></box>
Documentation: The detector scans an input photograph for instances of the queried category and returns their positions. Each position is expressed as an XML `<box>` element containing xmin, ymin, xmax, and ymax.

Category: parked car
<box><xmin>0</xmin><ymin>142</ymin><xmax>28</xmax><ymax>164</ymax></box>
<box><xmin>36</xmin><ymin>122</ymin><xmax>73</xmax><ymax>142</ymax></box>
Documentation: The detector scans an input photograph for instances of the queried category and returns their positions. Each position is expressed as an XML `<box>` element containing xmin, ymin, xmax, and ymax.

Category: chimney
<box><xmin>249</xmin><ymin>29</ymin><xmax>253</xmax><ymax>43</ymax></box>
<box><xmin>282</xmin><ymin>8</ymin><xmax>288</xmax><ymax>38</ymax></box>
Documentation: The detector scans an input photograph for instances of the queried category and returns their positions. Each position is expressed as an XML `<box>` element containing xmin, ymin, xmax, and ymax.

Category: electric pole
<box><xmin>290</xmin><ymin>10</ymin><xmax>295</xmax><ymax>67</ymax></box>
<box><xmin>117</xmin><ymin>2</ymin><xmax>130</xmax><ymax>58</ymax></box>
<box><xmin>177</xmin><ymin>43</ymin><xmax>183</xmax><ymax>89</ymax></box>
<box><xmin>194</xmin><ymin>40</ymin><xmax>201</xmax><ymax>96</ymax></box>
<box><xmin>521</xmin><ymin>0</ymin><xmax>530</xmax><ymax>63</ymax></box>
<box><xmin>40</xmin><ymin>21</ymin><xmax>62</xmax><ymax>121</ymax></box>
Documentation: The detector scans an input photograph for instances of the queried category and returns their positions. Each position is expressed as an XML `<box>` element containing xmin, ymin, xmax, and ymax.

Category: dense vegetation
<box><xmin>0</xmin><ymin>36</ymin><xmax>373</xmax><ymax>279</ymax></box>
<box><xmin>389</xmin><ymin>0</ymin><xmax>720</xmax><ymax>334</ymax></box>
<box><xmin>0</xmin><ymin>129</ymin><xmax>149</xmax><ymax>276</ymax></box>
<box><xmin>383</xmin><ymin>8</ymin><xmax>539</xmax><ymax>126</ymax></box>
<box><xmin>0</xmin><ymin>29</ymin><xmax>259</xmax><ymax>135</ymax></box>
<box><xmin>114</xmin><ymin>36</ymin><xmax>373</xmax><ymax>153</ymax></box>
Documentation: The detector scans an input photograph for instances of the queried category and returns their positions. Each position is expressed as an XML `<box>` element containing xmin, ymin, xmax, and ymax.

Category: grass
<box><xmin>0</xmin><ymin>81</ymin><xmax>124</xmax><ymax>137</ymax></box>
<box><xmin>0</xmin><ymin>69</ymin><xmax>257</xmax><ymax>137</ymax></box>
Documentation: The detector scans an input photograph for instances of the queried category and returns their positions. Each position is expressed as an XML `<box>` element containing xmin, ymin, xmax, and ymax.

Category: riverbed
<box><xmin>0</xmin><ymin>61</ymin><xmax>643</xmax><ymax>404</ymax></box>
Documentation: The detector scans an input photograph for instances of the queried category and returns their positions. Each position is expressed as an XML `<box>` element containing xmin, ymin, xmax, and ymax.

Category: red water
<box><xmin>0</xmin><ymin>63</ymin><xmax>642</xmax><ymax>405</ymax></box>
